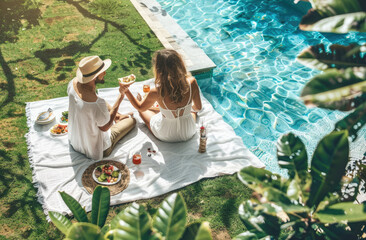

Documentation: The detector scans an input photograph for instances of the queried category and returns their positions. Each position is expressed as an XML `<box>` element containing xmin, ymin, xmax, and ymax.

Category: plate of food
<box><xmin>93</xmin><ymin>164</ymin><xmax>121</xmax><ymax>185</ymax></box>
<box><xmin>118</xmin><ymin>74</ymin><xmax>136</xmax><ymax>85</ymax></box>
<box><xmin>36</xmin><ymin>108</ymin><xmax>55</xmax><ymax>125</ymax></box>
<box><xmin>50</xmin><ymin>124</ymin><xmax>68</xmax><ymax>136</ymax></box>
<box><xmin>60</xmin><ymin>111</ymin><xmax>68</xmax><ymax>124</ymax></box>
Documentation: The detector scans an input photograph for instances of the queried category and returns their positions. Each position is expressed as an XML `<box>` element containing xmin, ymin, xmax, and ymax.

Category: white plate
<box><xmin>50</xmin><ymin>124</ymin><xmax>68</xmax><ymax>136</ymax></box>
<box><xmin>92</xmin><ymin>165</ymin><xmax>122</xmax><ymax>185</ymax></box>
<box><xmin>36</xmin><ymin>115</ymin><xmax>55</xmax><ymax>125</ymax></box>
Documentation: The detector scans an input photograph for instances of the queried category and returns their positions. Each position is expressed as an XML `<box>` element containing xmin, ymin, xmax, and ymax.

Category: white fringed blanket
<box><xmin>25</xmin><ymin>79</ymin><xmax>264</xmax><ymax>217</ymax></box>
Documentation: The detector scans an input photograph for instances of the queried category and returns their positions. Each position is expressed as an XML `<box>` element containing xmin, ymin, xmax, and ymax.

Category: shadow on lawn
<box><xmin>0</xmin><ymin>0</ymin><xmax>41</xmax><ymax>109</ymax></box>
<box><xmin>0</xmin><ymin>150</ymin><xmax>43</xmax><ymax>224</ymax></box>
<box><xmin>65</xmin><ymin>0</ymin><xmax>155</xmax><ymax>74</ymax></box>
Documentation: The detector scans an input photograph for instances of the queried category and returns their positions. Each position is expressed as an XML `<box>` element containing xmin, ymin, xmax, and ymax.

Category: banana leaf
<box><xmin>300</xmin><ymin>68</ymin><xmax>366</xmax><ymax>111</ymax></box>
<box><xmin>66</xmin><ymin>222</ymin><xmax>104</xmax><ymax>240</ymax></box>
<box><xmin>238</xmin><ymin>166</ymin><xmax>288</xmax><ymax>194</ymax></box>
<box><xmin>315</xmin><ymin>202</ymin><xmax>366</xmax><ymax>223</ymax></box>
<box><xmin>91</xmin><ymin>186</ymin><xmax>110</xmax><ymax>228</ymax></box>
<box><xmin>299</xmin><ymin>0</ymin><xmax>366</xmax><ymax>33</ymax></box>
<box><xmin>307</xmin><ymin>131</ymin><xmax>349</xmax><ymax>209</ymax></box>
<box><xmin>48</xmin><ymin>211</ymin><xmax>72</xmax><ymax>235</ymax></box>
<box><xmin>59</xmin><ymin>191</ymin><xmax>88</xmax><ymax>223</ymax></box>
<box><xmin>152</xmin><ymin>192</ymin><xmax>187</xmax><ymax>240</ymax></box>
<box><xmin>238</xmin><ymin>200</ymin><xmax>281</xmax><ymax>238</ymax></box>
<box><xmin>334</xmin><ymin>101</ymin><xmax>366</xmax><ymax>141</ymax></box>
<box><xmin>297</xmin><ymin>44</ymin><xmax>366</xmax><ymax>70</ymax></box>
<box><xmin>110</xmin><ymin>202</ymin><xmax>152</xmax><ymax>240</ymax></box>
<box><xmin>181</xmin><ymin>222</ymin><xmax>213</xmax><ymax>240</ymax></box>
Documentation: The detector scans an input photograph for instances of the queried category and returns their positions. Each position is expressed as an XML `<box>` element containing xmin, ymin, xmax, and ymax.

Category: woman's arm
<box><xmin>125</xmin><ymin>88</ymin><xmax>158</xmax><ymax>112</ymax></box>
<box><xmin>191</xmin><ymin>78</ymin><xmax>202</xmax><ymax>111</ymax></box>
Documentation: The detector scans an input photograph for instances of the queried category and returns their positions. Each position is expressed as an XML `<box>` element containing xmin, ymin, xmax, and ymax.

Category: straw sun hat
<box><xmin>76</xmin><ymin>56</ymin><xmax>111</xmax><ymax>84</ymax></box>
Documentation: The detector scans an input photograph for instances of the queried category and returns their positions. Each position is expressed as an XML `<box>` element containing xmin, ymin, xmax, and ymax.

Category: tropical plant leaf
<box><xmin>66</xmin><ymin>222</ymin><xmax>103</xmax><ymax>240</ymax></box>
<box><xmin>238</xmin><ymin>200</ymin><xmax>281</xmax><ymax>238</ymax></box>
<box><xmin>277</xmin><ymin>133</ymin><xmax>310</xmax><ymax>202</ymax></box>
<box><xmin>297</xmin><ymin>43</ymin><xmax>366</xmax><ymax>70</ymax></box>
<box><xmin>277</xmin><ymin>133</ymin><xmax>308</xmax><ymax>179</ymax></box>
<box><xmin>300</xmin><ymin>11</ymin><xmax>366</xmax><ymax>33</ymax></box>
<box><xmin>301</xmin><ymin>68</ymin><xmax>366</xmax><ymax>111</ymax></box>
<box><xmin>152</xmin><ymin>192</ymin><xmax>187</xmax><ymax>240</ymax></box>
<box><xmin>233</xmin><ymin>231</ymin><xmax>260</xmax><ymax>240</ymax></box>
<box><xmin>181</xmin><ymin>222</ymin><xmax>213</xmax><ymax>240</ymax></box>
<box><xmin>299</xmin><ymin>0</ymin><xmax>366</xmax><ymax>33</ymax></box>
<box><xmin>59</xmin><ymin>191</ymin><xmax>89</xmax><ymax>223</ymax></box>
<box><xmin>91</xmin><ymin>186</ymin><xmax>110</xmax><ymax>228</ymax></box>
<box><xmin>48</xmin><ymin>211</ymin><xmax>72</xmax><ymax>235</ymax></box>
<box><xmin>307</xmin><ymin>131</ymin><xmax>349</xmax><ymax>209</ymax></box>
<box><xmin>238</xmin><ymin>166</ymin><xmax>288</xmax><ymax>194</ymax></box>
<box><xmin>110</xmin><ymin>202</ymin><xmax>152</xmax><ymax>240</ymax></box>
<box><xmin>315</xmin><ymin>202</ymin><xmax>366</xmax><ymax>223</ymax></box>
<box><xmin>334</xmin><ymin>101</ymin><xmax>366</xmax><ymax>141</ymax></box>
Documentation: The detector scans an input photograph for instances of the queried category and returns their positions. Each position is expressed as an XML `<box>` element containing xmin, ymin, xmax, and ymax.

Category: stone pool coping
<box><xmin>130</xmin><ymin>0</ymin><xmax>216</xmax><ymax>75</ymax></box>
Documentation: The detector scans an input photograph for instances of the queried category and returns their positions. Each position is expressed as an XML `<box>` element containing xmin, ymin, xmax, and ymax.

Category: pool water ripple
<box><xmin>157</xmin><ymin>0</ymin><xmax>366</xmax><ymax>174</ymax></box>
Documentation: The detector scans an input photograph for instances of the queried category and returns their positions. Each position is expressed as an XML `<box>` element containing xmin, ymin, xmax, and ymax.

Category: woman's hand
<box><xmin>119</xmin><ymin>83</ymin><xmax>130</xmax><ymax>94</ymax></box>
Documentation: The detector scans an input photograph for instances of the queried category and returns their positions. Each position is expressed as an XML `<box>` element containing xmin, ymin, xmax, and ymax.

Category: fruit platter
<box><xmin>60</xmin><ymin>111</ymin><xmax>68</xmax><ymax>124</ymax></box>
<box><xmin>93</xmin><ymin>164</ymin><xmax>121</xmax><ymax>185</ymax></box>
<box><xmin>118</xmin><ymin>74</ymin><xmax>136</xmax><ymax>85</ymax></box>
<box><xmin>50</xmin><ymin>124</ymin><xmax>68</xmax><ymax>136</ymax></box>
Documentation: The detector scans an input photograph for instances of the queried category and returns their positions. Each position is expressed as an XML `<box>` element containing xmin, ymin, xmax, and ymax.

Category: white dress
<box><xmin>150</xmin><ymin>83</ymin><xmax>196</xmax><ymax>142</ymax></box>
<box><xmin>67</xmin><ymin>80</ymin><xmax>111</xmax><ymax>160</ymax></box>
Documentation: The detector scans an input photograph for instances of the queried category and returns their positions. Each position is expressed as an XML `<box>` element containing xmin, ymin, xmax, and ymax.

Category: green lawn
<box><xmin>0</xmin><ymin>0</ymin><xmax>252</xmax><ymax>239</ymax></box>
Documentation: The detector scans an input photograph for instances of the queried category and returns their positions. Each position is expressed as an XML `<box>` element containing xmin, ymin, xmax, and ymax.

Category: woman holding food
<box><xmin>125</xmin><ymin>49</ymin><xmax>202</xmax><ymax>142</ymax></box>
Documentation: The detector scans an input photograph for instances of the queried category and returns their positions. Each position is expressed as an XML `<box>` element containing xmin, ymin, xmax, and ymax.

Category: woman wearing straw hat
<box><xmin>67</xmin><ymin>56</ymin><xmax>136</xmax><ymax>160</ymax></box>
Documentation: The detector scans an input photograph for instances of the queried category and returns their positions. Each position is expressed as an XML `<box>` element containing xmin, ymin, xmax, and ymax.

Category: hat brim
<box><xmin>76</xmin><ymin>59</ymin><xmax>112</xmax><ymax>84</ymax></box>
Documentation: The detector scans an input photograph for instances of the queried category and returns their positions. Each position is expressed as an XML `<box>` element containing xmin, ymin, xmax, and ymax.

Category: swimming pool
<box><xmin>156</xmin><ymin>0</ymin><xmax>366</xmax><ymax>174</ymax></box>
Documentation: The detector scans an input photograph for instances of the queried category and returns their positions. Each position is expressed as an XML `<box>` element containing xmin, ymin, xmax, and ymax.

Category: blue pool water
<box><xmin>156</xmin><ymin>0</ymin><xmax>366</xmax><ymax>174</ymax></box>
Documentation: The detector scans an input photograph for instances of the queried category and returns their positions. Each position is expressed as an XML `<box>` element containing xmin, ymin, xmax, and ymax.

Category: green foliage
<box><xmin>299</xmin><ymin>0</ymin><xmax>366</xmax><ymax>33</ymax></box>
<box><xmin>50</xmin><ymin>188</ymin><xmax>213</xmax><ymax>240</ymax></box>
<box><xmin>308</xmin><ymin>130</ymin><xmax>349</xmax><ymax>209</ymax></box>
<box><xmin>181</xmin><ymin>222</ymin><xmax>213</xmax><ymax>240</ymax></box>
<box><xmin>152</xmin><ymin>193</ymin><xmax>187</xmax><ymax>240</ymax></box>
<box><xmin>109</xmin><ymin>202</ymin><xmax>153</xmax><ymax>240</ymax></box>
<box><xmin>236</xmin><ymin>130</ymin><xmax>366</xmax><ymax>239</ymax></box>
<box><xmin>297</xmin><ymin>43</ymin><xmax>366</xmax><ymax>70</ymax></box>
<box><xmin>67</xmin><ymin>222</ymin><xmax>104</xmax><ymax>240</ymax></box>
<box><xmin>59</xmin><ymin>191</ymin><xmax>89</xmax><ymax>223</ymax></box>
<box><xmin>48</xmin><ymin>211</ymin><xmax>73</xmax><ymax>235</ymax></box>
<box><xmin>91</xmin><ymin>186</ymin><xmax>110</xmax><ymax>227</ymax></box>
<box><xmin>300</xmin><ymin>68</ymin><xmax>366</xmax><ymax>111</ymax></box>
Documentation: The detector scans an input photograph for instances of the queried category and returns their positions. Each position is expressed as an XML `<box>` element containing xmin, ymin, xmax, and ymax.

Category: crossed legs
<box><xmin>103</xmin><ymin>114</ymin><xmax>136</xmax><ymax>157</ymax></box>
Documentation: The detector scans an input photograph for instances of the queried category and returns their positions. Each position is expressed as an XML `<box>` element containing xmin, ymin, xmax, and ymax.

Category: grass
<box><xmin>0</xmin><ymin>0</ymin><xmax>252</xmax><ymax>239</ymax></box>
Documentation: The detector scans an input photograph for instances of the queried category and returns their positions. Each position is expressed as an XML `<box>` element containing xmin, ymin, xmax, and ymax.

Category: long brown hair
<box><xmin>153</xmin><ymin>49</ymin><xmax>189</xmax><ymax>103</ymax></box>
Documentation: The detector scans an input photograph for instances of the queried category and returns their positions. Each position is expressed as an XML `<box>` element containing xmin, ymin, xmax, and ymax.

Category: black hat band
<box><xmin>82</xmin><ymin>62</ymin><xmax>105</xmax><ymax>77</ymax></box>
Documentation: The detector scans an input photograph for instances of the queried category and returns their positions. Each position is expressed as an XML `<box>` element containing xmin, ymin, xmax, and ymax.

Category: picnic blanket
<box><xmin>25</xmin><ymin>79</ymin><xmax>265</xmax><ymax>217</ymax></box>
